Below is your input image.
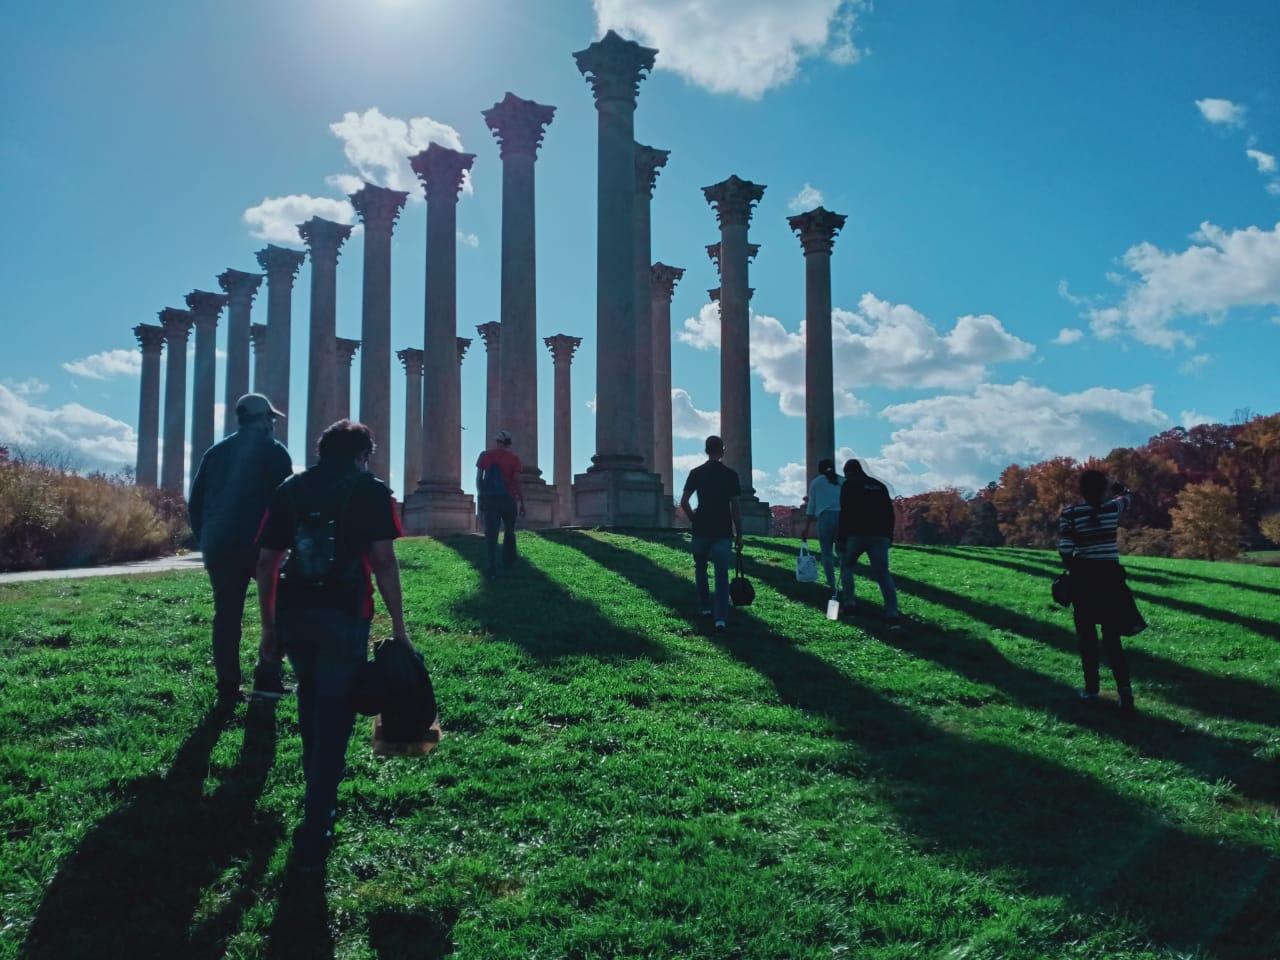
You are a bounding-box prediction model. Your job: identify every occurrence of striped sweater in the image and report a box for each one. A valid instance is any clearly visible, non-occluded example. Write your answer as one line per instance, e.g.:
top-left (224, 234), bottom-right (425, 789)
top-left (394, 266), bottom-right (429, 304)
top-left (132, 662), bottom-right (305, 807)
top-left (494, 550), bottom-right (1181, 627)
top-left (1058, 493), bottom-right (1131, 562)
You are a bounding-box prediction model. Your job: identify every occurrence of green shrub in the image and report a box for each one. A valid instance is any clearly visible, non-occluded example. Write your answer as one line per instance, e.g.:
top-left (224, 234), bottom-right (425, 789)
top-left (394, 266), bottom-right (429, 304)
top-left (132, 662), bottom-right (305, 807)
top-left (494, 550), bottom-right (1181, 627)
top-left (1261, 511), bottom-right (1280, 547)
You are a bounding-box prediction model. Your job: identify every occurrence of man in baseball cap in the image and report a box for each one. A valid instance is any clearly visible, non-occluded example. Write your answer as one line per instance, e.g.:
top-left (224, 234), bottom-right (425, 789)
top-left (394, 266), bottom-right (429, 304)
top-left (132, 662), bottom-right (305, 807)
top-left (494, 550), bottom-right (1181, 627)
top-left (188, 393), bottom-right (293, 705)
top-left (475, 430), bottom-right (525, 576)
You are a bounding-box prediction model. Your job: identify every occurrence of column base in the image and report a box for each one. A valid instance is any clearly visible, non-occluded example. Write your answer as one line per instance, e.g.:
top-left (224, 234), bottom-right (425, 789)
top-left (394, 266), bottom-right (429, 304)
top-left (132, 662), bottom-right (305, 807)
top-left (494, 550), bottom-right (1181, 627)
top-left (572, 466), bottom-right (666, 529)
top-left (518, 478), bottom-right (560, 530)
top-left (402, 484), bottom-right (477, 537)
top-left (739, 497), bottom-right (773, 536)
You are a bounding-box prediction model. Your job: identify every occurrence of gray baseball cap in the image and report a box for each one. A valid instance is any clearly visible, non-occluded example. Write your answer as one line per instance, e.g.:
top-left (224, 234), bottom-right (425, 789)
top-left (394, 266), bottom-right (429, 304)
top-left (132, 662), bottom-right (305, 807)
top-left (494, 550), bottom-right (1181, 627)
top-left (235, 393), bottom-right (285, 419)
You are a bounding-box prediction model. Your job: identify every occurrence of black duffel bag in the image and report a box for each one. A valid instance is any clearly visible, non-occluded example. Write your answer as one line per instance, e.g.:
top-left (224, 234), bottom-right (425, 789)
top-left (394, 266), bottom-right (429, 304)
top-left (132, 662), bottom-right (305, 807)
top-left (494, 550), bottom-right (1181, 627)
top-left (729, 547), bottom-right (755, 607)
top-left (352, 638), bottom-right (439, 744)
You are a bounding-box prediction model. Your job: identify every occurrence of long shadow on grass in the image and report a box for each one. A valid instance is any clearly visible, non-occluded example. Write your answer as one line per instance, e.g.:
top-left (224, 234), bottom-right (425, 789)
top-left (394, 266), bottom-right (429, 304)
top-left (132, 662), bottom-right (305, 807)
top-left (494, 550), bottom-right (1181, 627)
top-left (368, 906), bottom-right (459, 958)
top-left (265, 868), bottom-right (334, 960)
top-left (23, 698), bottom-right (281, 959)
top-left (919, 546), bottom-right (1278, 640)
top-left (750, 539), bottom-right (1277, 726)
top-left (554, 531), bottom-right (1279, 958)
top-left (741, 548), bottom-right (1280, 805)
top-left (434, 535), bottom-right (666, 664)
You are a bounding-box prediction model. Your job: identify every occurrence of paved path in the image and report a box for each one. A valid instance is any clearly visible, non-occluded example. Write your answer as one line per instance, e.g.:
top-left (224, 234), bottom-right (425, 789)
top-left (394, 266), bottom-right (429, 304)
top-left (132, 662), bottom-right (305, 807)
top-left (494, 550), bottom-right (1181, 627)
top-left (0, 553), bottom-right (205, 585)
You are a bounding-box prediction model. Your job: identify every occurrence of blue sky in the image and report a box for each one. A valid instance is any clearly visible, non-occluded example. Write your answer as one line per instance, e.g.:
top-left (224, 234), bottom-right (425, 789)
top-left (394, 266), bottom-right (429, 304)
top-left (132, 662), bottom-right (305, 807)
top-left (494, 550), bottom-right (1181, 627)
top-left (2, 0), bottom-right (1278, 503)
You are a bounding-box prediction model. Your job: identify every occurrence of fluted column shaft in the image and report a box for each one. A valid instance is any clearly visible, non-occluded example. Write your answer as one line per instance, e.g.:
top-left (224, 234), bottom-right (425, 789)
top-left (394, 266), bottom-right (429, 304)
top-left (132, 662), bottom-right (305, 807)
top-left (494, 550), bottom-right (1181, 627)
top-left (218, 270), bottom-right (263, 436)
top-left (454, 338), bottom-right (471, 472)
top-left (650, 264), bottom-right (684, 498)
top-left (300, 217), bottom-right (353, 465)
top-left (255, 245), bottom-right (305, 441)
top-left (186, 291), bottom-right (225, 464)
top-left (634, 147), bottom-right (668, 471)
top-left (159, 309), bottom-right (193, 495)
top-left (398, 349), bottom-right (424, 494)
top-left (133, 325), bottom-right (165, 487)
top-left (476, 322), bottom-right (501, 444)
top-left (335, 338), bottom-right (360, 421)
top-left (545, 335), bottom-right (582, 523)
top-left (250, 323), bottom-right (268, 395)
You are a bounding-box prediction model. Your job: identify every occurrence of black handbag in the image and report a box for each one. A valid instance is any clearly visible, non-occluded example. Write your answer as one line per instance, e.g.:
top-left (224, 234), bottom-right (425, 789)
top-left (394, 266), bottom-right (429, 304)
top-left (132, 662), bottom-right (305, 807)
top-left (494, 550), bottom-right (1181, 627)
top-left (352, 639), bottom-right (438, 743)
top-left (729, 548), bottom-right (755, 607)
top-left (1051, 571), bottom-right (1072, 608)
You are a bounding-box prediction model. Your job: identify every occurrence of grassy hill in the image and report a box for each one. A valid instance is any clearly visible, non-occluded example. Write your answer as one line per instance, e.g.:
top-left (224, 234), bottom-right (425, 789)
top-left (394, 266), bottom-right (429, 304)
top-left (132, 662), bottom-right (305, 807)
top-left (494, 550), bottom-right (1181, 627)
top-left (1, 532), bottom-right (1277, 959)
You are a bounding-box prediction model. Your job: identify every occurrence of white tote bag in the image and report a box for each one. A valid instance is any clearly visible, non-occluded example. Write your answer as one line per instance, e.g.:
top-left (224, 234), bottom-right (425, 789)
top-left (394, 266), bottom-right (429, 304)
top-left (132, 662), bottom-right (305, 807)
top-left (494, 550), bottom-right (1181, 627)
top-left (795, 545), bottom-right (819, 583)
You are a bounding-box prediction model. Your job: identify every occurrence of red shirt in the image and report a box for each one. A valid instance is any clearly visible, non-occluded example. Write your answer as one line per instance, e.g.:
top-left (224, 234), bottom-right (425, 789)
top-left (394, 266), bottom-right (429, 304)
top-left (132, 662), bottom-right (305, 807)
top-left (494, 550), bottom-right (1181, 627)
top-left (476, 448), bottom-right (523, 501)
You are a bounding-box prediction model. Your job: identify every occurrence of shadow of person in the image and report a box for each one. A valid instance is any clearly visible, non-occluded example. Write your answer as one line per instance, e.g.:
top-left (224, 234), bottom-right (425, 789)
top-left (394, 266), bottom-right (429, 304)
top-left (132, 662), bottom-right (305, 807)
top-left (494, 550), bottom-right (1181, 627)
top-left (23, 697), bottom-right (281, 959)
top-left (554, 531), bottom-right (1279, 958)
top-left (368, 906), bottom-right (459, 959)
top-left (265, 866), bottom-right (334, 960)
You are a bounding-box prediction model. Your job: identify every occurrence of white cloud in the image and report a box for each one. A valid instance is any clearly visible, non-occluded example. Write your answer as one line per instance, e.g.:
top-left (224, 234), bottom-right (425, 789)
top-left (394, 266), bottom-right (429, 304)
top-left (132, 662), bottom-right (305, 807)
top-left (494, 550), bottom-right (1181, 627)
top-left (1268, 182), bottom-right (1280, 197)
top-left (1084, 221), bottom-right (1280, 348)
top-left (243, 194), bottom-right (356, 245)
top-left (788, 183), bottom-right (825, 212)
top-left (1052, 327), bottom-right (1084, 345)
top-left (62, 349), bottom-right (141, 380)
top-left (585, 397), bottom-right (598, 414)
top-left (1180, 409), bottom-right (1214, 429)
top-left (0, 384), bottom-right (136, 472)
top-left (457, 231), bottom-right (479, 248)
top-left (1246, 148), bottom-right (1277, 174)
top-left (678, 293), bottom-right (1033, 416)
top-left (670, 388), bottom-right (720, 438)
top-left (1195, 97), bottom-right (1246, 127)
top-left (3, 377), bottom-right (48, 396)
top-left (593, 0), bottom-right (865, 100)
top-left (327, 107), bottom-right (470, 198)
top-left (753, 460), bottom-right (808, 505)
top-left (864, 381), bottom-right (1169, 494)
top-left (1178, 353), bottom-right (1212, 375)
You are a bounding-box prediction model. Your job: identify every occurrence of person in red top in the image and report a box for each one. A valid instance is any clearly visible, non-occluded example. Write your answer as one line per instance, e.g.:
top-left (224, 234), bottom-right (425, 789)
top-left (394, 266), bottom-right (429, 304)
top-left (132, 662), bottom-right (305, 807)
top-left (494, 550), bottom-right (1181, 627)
top-left (254, 420), bottom-right (408, 871)
top-left (475, 429), bottom-right (525, 576)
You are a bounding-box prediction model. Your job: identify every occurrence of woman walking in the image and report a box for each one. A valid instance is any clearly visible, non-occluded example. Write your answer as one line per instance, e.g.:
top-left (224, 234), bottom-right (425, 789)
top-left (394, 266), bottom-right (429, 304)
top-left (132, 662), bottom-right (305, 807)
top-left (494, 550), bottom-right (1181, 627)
top-left (1058, 470), bottom-right (1143, 719)
top-left (799, 459), bottom-right (843, 591)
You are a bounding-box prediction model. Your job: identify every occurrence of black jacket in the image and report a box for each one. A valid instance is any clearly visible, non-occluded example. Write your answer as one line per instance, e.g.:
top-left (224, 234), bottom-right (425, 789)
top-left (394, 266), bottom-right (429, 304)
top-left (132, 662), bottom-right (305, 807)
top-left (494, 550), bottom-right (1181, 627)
top-left (836, 474), bottom-right (895, 541)
top-left (188, 429), bottom-right (293, 563)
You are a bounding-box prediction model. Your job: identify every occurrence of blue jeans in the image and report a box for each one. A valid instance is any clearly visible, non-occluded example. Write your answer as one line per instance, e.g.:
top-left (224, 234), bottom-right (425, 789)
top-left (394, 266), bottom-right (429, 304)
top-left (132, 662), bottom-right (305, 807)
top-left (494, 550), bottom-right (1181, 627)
top-left (482, 494), bottom-right (517, 572)
top-left (841, 536), bottom-right (899, 617)
top-left (691, 535), bottom-right (733, 621)
top-left (279, 607), bottom-right (370, 841)
top-left (814, 510), bottom-right (840, 589)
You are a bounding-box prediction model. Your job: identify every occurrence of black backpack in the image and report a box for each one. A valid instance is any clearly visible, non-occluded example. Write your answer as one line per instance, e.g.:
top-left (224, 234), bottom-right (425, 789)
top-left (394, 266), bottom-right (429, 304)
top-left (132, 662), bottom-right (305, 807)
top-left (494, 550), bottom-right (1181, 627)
top-left (729, 548), bottom-right (755, 607)
top-left (286, 474), bottom-right (360, 585)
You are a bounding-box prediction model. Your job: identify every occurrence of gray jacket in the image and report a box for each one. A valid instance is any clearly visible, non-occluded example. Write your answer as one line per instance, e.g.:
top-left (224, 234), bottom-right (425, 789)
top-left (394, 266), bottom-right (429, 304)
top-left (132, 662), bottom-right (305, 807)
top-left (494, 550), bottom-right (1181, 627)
top-left (188, 429), bottom-right (293, 564)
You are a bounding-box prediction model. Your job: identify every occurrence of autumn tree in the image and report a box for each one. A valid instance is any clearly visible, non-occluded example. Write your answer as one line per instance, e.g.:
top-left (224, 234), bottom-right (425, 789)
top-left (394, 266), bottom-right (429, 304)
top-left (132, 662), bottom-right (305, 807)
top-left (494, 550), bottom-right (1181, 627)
top-left (1170, 481), bottom-right (1241, 560)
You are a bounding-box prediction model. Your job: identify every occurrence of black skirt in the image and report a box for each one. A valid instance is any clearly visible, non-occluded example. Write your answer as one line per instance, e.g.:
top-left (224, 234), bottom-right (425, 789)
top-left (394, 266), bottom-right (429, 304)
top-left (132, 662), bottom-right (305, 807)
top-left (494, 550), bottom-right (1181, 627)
top-left (1071, 560), bottom-right (1147, 636)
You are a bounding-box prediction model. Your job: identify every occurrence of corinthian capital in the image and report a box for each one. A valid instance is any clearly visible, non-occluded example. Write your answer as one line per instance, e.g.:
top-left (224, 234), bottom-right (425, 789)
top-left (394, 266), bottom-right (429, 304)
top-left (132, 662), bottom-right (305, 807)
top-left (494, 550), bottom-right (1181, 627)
top-left (483, 92), bottom-right (556, 160)
top-left (250, 323), bottom-right (268, 351)
top-left (397, 347), bottom-right (424, 377)
top-left (475, 321), bottom-right (501, 351)
top-left (635, 144), bottom-right (669, 197)
top-left (703, 175), bottom-right (766, 227)
top-left (456, 337), bottom-right (472, 364)
top-left (298, 217), bottom-right (353, 262)
top-left (651, 263), bottom-right (685, 301)
top-left (349, 182), bottom-right (409, 234)
top-left (134, 323), bottom-right (166, 354)
top-left (185, 290), bottom-right (227, 328)
top-left (158, 307), bottom-right (194, 342)
top-left (787, 206), bottom-right (847, 255)
top-left (573, 30), bottom-right (657, 105)
top-left (705, 241), bottom-right (759, 274)
top-left (255, 244), bottom-right (306, 282)
top-left (543, 333), bottom-right (583, 365)
top-left (335, 338), bottom-right (361, 366)
top-left (217, 268), bottom-right (264, 306)
top-left (410, 143), bottom-right (475, 204)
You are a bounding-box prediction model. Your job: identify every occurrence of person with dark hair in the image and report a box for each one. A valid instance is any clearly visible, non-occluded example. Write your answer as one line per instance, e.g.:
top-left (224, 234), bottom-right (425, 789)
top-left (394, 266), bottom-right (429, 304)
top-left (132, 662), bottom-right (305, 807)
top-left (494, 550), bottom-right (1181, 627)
top-left (187, 393), bottom-right (294, 705)
top-left (799, 458), bottom-right (843, 590)
top-left (255, 419), bottom-right (408, 870)
top-left (476, 430), bottom-right (525, 576)
top-left (680, 435), bottom-right (743, 629)
top-left (835, 459), bottom-right (900, 628)
top-left (1058, 469), bottom-right (1139, 718)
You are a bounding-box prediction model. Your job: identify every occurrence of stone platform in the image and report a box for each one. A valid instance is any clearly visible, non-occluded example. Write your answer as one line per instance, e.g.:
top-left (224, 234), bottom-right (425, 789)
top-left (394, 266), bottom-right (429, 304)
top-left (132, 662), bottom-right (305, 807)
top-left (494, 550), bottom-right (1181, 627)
top-left (402, 484), bottom-right (476, 536)
top-left (572, 466), bottom-right (667, 528)
top-left (739, 497), bottom-right (772, 536)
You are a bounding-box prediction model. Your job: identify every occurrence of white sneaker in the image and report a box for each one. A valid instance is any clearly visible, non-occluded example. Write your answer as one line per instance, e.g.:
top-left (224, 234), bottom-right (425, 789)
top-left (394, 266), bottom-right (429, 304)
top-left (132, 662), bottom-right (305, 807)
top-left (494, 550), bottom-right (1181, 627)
top-left (714, 619), bottom-right (727, 630)
top-left (699, 608), bottom-right (712, 616)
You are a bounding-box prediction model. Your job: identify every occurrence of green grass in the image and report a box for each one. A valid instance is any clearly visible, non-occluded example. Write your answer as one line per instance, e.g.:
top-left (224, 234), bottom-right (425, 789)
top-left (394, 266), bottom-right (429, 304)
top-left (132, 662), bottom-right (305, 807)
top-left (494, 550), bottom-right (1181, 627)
top-left (1, 533), bottom-right (1277, 959)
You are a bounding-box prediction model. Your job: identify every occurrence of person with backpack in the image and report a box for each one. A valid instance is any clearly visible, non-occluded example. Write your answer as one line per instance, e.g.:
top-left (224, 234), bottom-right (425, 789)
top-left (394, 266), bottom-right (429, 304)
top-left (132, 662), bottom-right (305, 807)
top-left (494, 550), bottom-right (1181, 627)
top-left (798, 458), bottom-right (843, 590)
top-left (254, 420), bottom-right (408, 870)
top-left (835, 459), bottom-right (900, 629)
top-left (679, 435), bottom-right (743, 630)
top-left (187, 393), bottom-right (294, 705)
top-left (475, 430), bottom-right (525, 576)
top-left (1058, 470), bottom-right (1140, 719)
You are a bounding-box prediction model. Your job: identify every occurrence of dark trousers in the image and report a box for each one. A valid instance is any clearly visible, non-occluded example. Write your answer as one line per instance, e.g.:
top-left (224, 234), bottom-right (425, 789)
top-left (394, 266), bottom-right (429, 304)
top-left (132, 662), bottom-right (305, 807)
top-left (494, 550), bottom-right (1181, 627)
top-left (280, 607), bottom-right (370, 841)
top-left (1073, 609), bottom-right (1133, 700)
top-left (483, 494), bottom-right (518, 572)
top-left (206, 554), bottom-right (257, 694)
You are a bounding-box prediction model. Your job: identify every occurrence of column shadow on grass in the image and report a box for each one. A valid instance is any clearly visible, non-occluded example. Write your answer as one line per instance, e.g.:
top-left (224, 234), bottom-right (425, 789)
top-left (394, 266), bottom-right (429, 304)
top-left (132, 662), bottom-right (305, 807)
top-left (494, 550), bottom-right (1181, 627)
top-left (554, 531), bottom-right (1278, 958)
top-left (750, 539), bottom-right (1277, 727)
top-left (368, 905), bottom-right (459, 959)
top-left (740, 546), bottom-right (1280, 806)
top-left (23, 698), bottom-right (281, 959)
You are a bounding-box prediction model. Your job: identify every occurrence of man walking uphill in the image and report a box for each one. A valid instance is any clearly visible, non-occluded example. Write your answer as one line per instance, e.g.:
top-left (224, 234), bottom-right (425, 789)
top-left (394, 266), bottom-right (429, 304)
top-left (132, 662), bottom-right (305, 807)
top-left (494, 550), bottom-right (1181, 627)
top-left (836, 459), bottom-right (900, 628)
top-left (188, 393), bottom-right (293, 704)
top-left (476, 430), bottom-right (525, 576)
top-left (680, 435), bottom-right (743, 630)
top-left (255, 420), bottom-right (408, 871)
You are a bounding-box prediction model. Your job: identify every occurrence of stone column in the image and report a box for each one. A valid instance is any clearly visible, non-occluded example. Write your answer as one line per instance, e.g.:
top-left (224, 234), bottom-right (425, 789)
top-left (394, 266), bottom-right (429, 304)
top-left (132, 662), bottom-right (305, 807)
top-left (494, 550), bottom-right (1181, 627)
top-left (650, 263), bottom-right (684, 501)
top-left (475, 321), bottom-right (502, 445)
top-left (634, 144), bottom-right (668, 472)
top-left (704, 175), bottom-right (770, 532)
top-left (788, 206), bottom-right (847, 483)
top-left (402, 144), bottom-right (476, 535)
top-left (184, 290), bottom-right (227, 464)
top-left (454, 337), bottom-right (471, 485)
top-left (397, 348), bottom-right (425, 496)
top-left (350, 182), bottom-right (408, 483)
top-left (158, 308), bottom-right (193, 495)
top-left (217, 269), bottom-right (263, 436)
top-left (298, 217), bottom-right (353, 465)
top-left (254, 244), bottom-right (305, 444)
top-left (133, 323), bottom-right (165, 487)
top-left (334, 337), bottom-right (361, 421)
top-left (544, 334), bottom-right (582, 525)
top-left (571, 30), bottom-right (666, 527)
top-left (250, 323), bottom-right (268, 394)
top-left (482, 92), bottom-right (558, 528)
